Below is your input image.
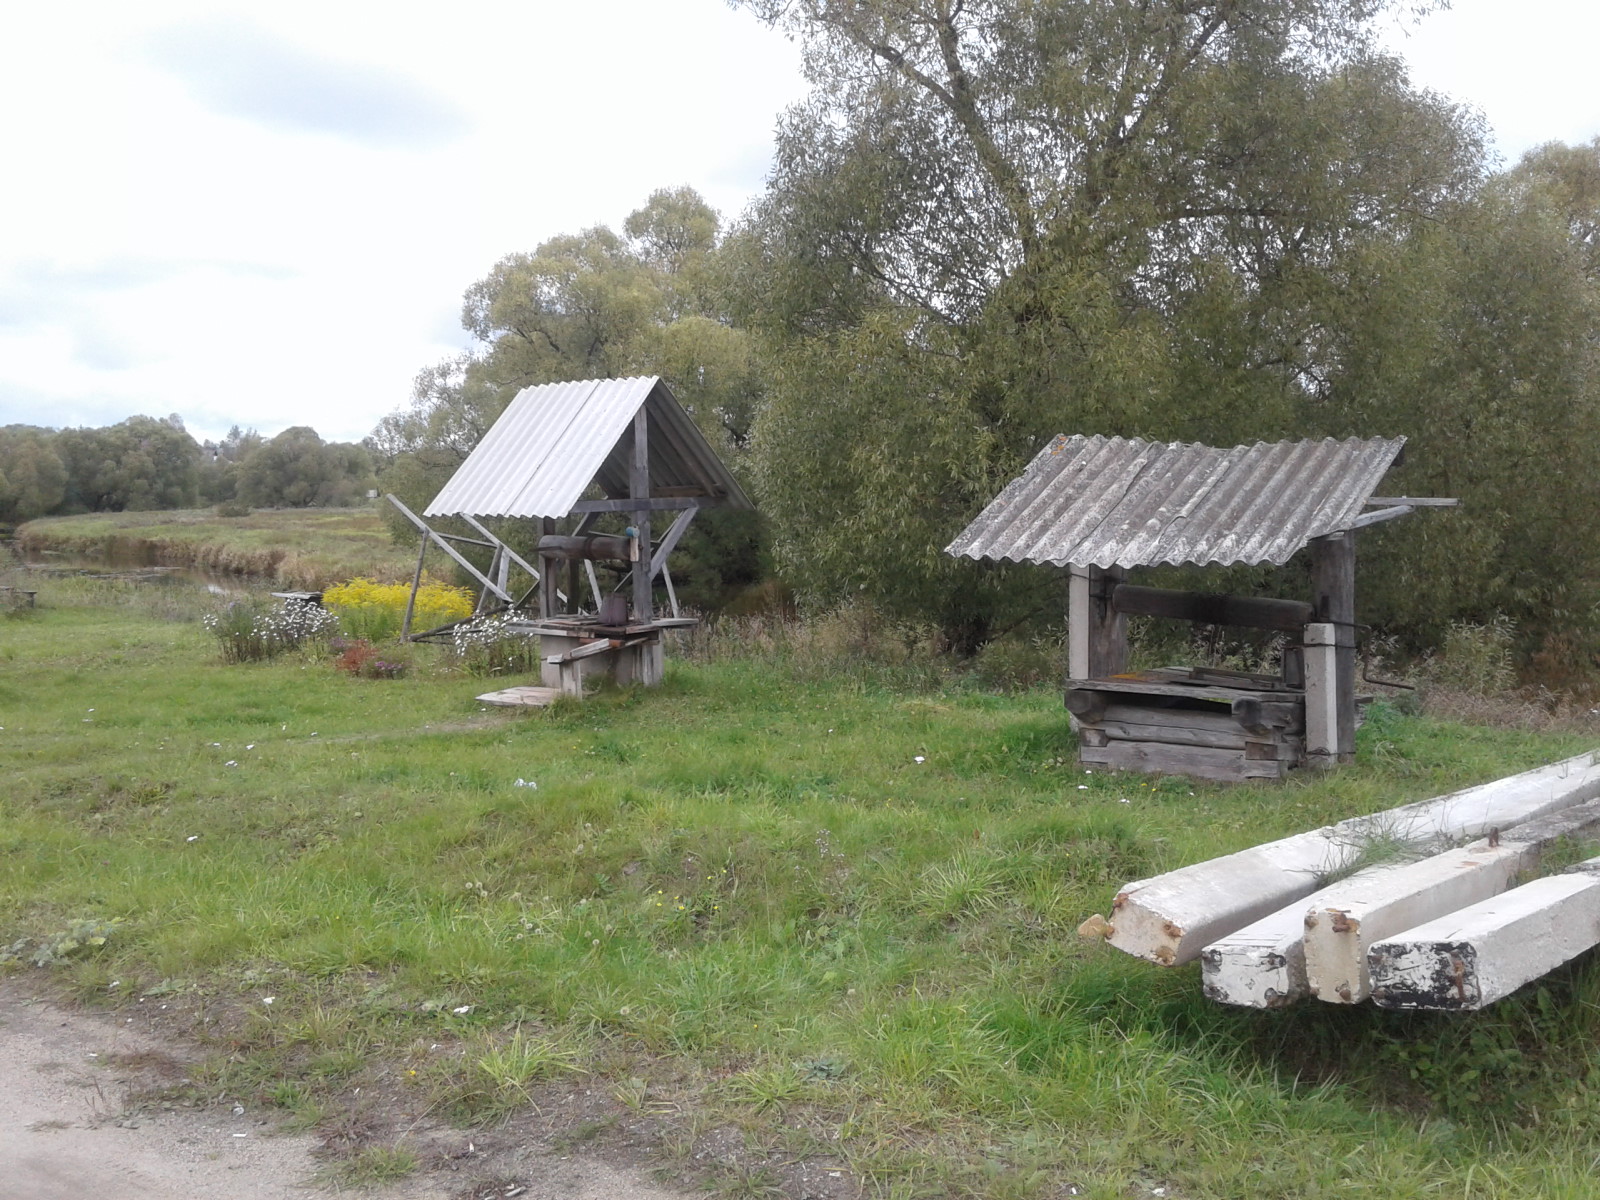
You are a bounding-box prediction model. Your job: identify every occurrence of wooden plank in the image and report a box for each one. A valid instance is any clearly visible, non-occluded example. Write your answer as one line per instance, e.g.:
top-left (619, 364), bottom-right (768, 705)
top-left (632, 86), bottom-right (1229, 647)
top-left (1099, 751), bottom-right (1600, 966)
top-left (476, 686), bottom-right (562, 708)
top-left (567, 497), bottom-right (700, 513)
top-left (400, 528), bottom-right (428, 640)
top-left (1083, 719), bottom-right (1250, 750)
top-left (545, 638), bottom-right (618, 664)
top-left (1078, 741), bottom-right (1286, 782)
top-left (1110, 584), bottom-right (1313, 632)
top-left (1366, 497), bottom-right (1459, 507)
top-left (649, 506), bottom-right (700, 580)
top-left (1369, 858), bottom-right (1600, 1010)
top-left (385, 494), bottom-right (514, 605)
top-left (1066, 678), bottom-right (1293, 704)
top-left (1341, 504), bottom-right (1415, 531)
top-left (1303, 796), bottom-right (1600, 1004)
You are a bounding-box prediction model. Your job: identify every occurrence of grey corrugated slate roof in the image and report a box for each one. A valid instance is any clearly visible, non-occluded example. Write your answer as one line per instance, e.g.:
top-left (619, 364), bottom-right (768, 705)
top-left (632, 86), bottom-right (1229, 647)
top-left (425, 376), bottom-right (752, 519)
top-left (946, 434), bottom-right (1405, 569)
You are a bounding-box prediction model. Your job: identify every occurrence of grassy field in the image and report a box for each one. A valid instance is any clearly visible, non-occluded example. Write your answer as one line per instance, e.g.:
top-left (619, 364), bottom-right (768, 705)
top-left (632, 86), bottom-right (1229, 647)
top-left (6, 573), bottom-right (1600, 1197)
top-left (15, 506), bottom-right (415, 588)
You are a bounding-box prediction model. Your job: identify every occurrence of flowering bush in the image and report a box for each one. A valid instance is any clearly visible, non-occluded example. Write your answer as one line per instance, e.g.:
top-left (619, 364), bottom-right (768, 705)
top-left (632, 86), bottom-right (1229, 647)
top-left (334, 638), bottom-right (410, 679)
top-left (204, 597), bottom-right (339, 663)
top-left (449, 612), bottom-right (540, 677)
top-left (322, 576), bottom-right (474, 642)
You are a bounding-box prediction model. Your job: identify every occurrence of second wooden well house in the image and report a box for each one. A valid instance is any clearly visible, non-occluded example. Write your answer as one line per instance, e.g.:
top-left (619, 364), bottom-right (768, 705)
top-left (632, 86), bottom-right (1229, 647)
top-left (390, 375), bottom-right (752, 696)
top-left (948, 434), bottom-right (1452, 782)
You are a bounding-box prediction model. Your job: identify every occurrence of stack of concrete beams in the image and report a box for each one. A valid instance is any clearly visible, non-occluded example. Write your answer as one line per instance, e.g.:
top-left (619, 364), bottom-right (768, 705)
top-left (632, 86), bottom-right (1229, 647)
top-left (1083, 752), bottom-right (1600, 1010)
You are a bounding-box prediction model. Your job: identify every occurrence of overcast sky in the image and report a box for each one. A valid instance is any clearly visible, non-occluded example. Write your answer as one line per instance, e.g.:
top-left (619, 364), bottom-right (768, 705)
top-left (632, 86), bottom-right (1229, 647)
top-left (1, 1), bottom-right (1596, 447)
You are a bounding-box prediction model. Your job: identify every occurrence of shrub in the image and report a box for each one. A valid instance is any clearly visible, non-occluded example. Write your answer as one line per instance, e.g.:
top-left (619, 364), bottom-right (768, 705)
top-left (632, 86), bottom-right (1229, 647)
top-left (333, 638), bottom-right (410, 680)
top-left (448, 612), bottom-right (540, 677)
top-left (322, 576), bottom-right (474, 642)
top-left (204, 597), bottom-right (338, 663)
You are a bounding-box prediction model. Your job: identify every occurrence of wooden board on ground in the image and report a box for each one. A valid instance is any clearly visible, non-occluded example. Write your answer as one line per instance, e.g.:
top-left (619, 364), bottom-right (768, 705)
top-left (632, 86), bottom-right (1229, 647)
top-left (476, 685), bottom-right (563, 708)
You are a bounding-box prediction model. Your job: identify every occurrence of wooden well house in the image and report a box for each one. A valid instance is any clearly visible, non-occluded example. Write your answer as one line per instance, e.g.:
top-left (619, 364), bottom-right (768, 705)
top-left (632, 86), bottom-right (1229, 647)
top-left (390, 376), bottom-right (751, 698)
top-left (947, 434), bottom-right (1453, 782)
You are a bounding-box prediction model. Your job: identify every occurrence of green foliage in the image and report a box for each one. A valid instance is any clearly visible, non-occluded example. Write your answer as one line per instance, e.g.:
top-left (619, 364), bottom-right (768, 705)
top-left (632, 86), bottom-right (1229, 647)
top-left (2, 917), bottom-right (122, 967)
top-left (729, 0), bottom-right (1600, 668)
top-left (55, 415), bottom-right (202, 512)
top-left (237, 426), bottom-right (375, 508)
top-left (0, 425), bottom-right (68, 524)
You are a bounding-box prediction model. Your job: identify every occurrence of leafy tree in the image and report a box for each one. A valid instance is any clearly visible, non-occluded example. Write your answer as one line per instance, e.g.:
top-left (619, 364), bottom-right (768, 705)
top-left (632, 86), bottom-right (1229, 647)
top-left (237, 426), bottom-right (375, 507)
top-left (0, 425), bottom-right (68, 524)
top-left (55, 416), bottom-right (202, 512)
top-left (198, 425), bottom-right (266, 504)
top-left (729, 0), bottom-right (1500, 650)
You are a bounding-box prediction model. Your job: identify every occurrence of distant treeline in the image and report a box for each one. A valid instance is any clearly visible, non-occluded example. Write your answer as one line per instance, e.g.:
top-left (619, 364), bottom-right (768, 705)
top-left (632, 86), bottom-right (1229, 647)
top-left (0, 418), bottom-right (376, 523)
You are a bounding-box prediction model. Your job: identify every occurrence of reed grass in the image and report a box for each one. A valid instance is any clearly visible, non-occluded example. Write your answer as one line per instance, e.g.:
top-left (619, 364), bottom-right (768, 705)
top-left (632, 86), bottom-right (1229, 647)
top-left (15, 506), bottom-right (413, 588)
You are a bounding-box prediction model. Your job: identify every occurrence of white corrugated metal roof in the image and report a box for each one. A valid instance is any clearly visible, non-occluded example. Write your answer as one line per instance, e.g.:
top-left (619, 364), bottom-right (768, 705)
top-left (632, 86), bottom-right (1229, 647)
top-left (425, 376), bottom-right (751, 519)
top-left (946, 434), bottom-right (1405, 569)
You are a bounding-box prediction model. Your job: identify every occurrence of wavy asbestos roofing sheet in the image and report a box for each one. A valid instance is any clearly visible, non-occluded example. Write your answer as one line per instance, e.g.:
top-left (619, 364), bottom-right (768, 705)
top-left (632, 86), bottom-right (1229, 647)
top-left (425, 376), bottom-right (751, 519)
top-left (946, 434), bottom-right (1406, 570)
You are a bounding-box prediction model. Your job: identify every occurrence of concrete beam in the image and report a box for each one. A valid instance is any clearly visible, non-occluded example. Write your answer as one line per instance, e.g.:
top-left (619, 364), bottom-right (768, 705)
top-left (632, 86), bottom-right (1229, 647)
top-left (1368, 858), bottom-right (1600, 1010)
top-left (1303, 797), bottom-right (1600, 1005)
top-left (1101, 751), bottom-right (1600, 966)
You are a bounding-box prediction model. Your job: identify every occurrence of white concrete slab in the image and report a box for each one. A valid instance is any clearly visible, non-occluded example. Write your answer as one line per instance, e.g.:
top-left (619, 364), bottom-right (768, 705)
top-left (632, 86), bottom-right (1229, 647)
top-left (1104, 750), bottom-right (1600, 966)
top-left (1303, 797), bottom-right (1600, 1004)
top-left (1368, 858), bottom-right (1600, 1010)
top-left (1201, 858), bottom-right (1415, 1008)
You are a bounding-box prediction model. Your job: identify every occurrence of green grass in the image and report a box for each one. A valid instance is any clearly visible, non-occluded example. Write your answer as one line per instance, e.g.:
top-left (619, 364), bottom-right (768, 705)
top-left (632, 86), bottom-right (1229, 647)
top-left (6, 575), bottom-right (1600, 1197)
top-left (15, 506), bottom-right (413, 587)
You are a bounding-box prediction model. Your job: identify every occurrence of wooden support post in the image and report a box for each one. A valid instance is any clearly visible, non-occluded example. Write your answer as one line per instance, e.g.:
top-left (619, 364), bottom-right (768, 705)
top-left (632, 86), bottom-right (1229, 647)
top-left (401, 528), bottom-right (428, 641)
top-left (630, 407), bottom-right (654, 623)
top-left (1067, 565), bottom-right (1128, 681)
top-left (539, 517), bottom-right (557, 621)
top-left (1309, 533), bottom-right (1356, 764)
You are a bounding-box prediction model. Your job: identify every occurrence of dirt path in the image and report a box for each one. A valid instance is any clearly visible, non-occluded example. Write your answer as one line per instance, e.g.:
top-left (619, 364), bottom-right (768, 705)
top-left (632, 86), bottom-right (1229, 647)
top-left (0, 982), bottom-right (689, 1200)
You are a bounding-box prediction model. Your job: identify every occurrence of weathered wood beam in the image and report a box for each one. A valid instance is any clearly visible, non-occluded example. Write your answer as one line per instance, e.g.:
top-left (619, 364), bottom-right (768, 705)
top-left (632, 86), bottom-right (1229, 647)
top-left (385, 494), bottom-right (513, 605)
top-left (536, 534), bottom-right (635, 562)
top-left (1365, 497), bottom-right (1459, 507)
top-left (1341, 504), bottom-right (1414, 531)
top-left (400, 527), bottom-right (428, 641)
top-left (460, 515), bottom-right (543, 583)
top-left (1098, 750), bottom-right (1600, 966)
top-left (567, 497), bottom-right (700, 513)
top-left (1303, 796), bottom-right (1600, 1005)
top-left (630, 408), bottom-right (653, 623)
top-left (1110, 585), bottom-right (1313, 632)
top-left (648, 505), bottom-right (699, 580)
top-left (1369, 857), bottom-right (1600, 1011)
top-left (1067, 565), bottom-right (1126, 681)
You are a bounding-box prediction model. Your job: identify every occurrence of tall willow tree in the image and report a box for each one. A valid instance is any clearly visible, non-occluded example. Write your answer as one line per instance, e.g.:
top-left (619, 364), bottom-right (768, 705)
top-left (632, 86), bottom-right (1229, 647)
top-left (729, 0), bottom-right (1489, 650)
